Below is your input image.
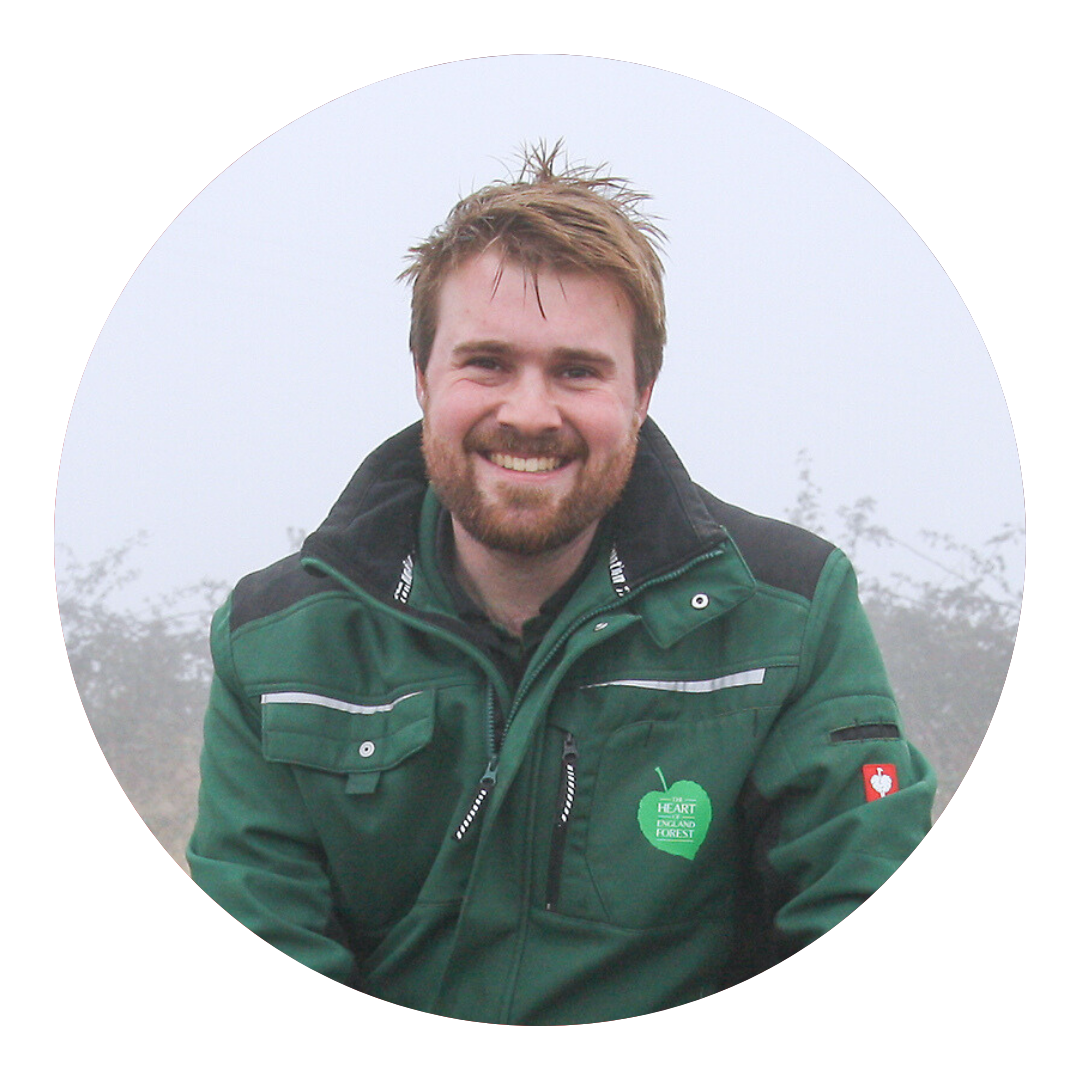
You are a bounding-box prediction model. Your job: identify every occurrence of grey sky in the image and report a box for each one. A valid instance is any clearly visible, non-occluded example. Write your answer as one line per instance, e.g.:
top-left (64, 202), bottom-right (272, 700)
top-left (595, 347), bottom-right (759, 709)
top-left (55, 55), bottom-right (1023, 604)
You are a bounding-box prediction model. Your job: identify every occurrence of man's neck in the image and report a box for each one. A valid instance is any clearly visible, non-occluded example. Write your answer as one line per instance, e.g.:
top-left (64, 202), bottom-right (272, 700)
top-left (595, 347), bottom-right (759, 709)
top-left (450, 519), bottom-right (599, 638)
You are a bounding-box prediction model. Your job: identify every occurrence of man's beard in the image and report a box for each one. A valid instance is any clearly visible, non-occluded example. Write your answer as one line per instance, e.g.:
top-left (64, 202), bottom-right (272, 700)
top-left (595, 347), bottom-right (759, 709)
top-left (421, 421), bottom-right (640, 557)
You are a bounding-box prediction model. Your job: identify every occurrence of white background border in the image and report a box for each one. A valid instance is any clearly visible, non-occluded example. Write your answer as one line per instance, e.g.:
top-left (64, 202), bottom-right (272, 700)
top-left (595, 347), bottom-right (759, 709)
top-left (6, 3), bottom-right (1073, 1074)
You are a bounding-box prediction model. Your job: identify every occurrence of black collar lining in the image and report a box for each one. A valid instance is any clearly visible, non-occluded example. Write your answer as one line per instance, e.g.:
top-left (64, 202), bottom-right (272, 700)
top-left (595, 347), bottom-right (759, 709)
top-left (301, 418), bottom-right (727, 604)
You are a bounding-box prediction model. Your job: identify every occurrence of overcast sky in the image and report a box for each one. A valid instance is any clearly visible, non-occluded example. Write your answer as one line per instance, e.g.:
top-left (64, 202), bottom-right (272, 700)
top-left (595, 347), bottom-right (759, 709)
top-left (55, 55), bottom-right (1024, 605)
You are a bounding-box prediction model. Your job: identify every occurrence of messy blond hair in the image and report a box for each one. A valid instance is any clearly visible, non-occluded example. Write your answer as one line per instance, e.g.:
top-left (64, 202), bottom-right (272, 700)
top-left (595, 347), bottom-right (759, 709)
top-left (400, 141), bottom-right (666, 390)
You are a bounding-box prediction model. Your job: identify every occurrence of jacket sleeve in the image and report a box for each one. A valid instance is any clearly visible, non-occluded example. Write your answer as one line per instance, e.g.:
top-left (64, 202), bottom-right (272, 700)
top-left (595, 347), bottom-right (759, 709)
top-left (733, 548), bottom-right (935, 976)
top-left (186, 599), bottom-right (358, 985)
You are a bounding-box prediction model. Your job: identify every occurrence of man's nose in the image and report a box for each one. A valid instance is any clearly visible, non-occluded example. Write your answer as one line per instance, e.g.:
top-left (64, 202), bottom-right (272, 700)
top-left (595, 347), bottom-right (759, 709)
top-left (495, 370), bottom-right (562, 433)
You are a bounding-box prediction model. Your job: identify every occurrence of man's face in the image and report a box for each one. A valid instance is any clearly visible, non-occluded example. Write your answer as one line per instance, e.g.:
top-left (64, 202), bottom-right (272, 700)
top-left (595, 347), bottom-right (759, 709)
top-left (417, 249), bottom-right (652, 557)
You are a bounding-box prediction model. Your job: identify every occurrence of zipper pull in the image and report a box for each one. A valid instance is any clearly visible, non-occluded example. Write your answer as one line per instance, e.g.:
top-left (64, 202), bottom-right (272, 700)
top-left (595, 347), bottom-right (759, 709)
top-left (545, 732), bottom-right (578, 910)
top-left (555, 733), bottom-right (578, 826)
top-left (454, 759), bottom-right (498, 842)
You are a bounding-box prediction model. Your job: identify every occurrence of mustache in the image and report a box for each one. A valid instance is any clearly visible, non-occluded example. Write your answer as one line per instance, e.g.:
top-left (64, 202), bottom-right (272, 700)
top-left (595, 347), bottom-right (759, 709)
top-left (463, 426), bottom-right (587, 459)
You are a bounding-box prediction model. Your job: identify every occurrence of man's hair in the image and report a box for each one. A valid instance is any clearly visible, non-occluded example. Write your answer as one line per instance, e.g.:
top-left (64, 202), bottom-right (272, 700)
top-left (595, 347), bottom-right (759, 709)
top-left (400, 141), bottom-right (667, 390)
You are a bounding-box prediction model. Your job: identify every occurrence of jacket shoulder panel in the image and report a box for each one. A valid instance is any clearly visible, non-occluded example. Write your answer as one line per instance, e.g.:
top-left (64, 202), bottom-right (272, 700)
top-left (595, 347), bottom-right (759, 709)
top-left (229, 553), bottom-right (342, 632)
top-left (695, 487), bottom-right (836, 602)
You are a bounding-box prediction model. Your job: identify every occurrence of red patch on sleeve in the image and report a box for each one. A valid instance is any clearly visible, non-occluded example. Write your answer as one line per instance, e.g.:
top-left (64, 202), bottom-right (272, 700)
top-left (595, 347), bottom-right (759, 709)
top-left (862, 763), bottom-right (899, 801)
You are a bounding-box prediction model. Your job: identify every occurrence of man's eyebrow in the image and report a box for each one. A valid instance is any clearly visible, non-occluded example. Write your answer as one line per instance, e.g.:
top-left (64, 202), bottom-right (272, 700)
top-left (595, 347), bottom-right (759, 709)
top-left (452, 340), bottom-right (514, 356)
top-left (550, 347), bottom-right (616, 368)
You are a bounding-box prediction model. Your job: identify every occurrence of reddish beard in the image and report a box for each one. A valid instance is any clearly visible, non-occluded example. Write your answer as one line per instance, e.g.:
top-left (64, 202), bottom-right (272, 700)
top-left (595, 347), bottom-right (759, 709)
top-left (421, 421), bottom-right (640, 556)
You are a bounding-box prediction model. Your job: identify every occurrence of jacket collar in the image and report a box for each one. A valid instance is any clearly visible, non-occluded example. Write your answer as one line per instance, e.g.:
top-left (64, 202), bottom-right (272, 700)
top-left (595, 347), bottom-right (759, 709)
top-left (302, 422), bottom-right (429, 601)
top-left (301, 418), bottom-right (747, 614)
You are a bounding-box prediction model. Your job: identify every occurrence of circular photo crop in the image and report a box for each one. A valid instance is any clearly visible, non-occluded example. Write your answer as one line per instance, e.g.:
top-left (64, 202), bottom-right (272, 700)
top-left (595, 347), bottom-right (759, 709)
top-left (55, 55), bottom-right (1023, 1025)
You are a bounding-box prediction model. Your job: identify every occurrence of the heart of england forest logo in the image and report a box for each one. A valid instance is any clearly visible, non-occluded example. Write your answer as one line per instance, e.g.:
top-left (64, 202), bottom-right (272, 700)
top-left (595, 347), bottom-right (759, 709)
top-left (637, 767), bottom-right (713, 860)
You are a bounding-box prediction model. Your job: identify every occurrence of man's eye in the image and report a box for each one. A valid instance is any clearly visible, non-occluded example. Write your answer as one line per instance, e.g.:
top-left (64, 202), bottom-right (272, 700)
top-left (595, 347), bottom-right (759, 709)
top-left (563, 366), bottom-right (597, 380)
top-left (467, 356), bottom-right (502, 371)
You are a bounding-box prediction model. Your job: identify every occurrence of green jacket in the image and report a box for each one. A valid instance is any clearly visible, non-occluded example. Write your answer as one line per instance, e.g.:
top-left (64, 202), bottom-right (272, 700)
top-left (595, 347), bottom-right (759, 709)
top-left (188, 420), bottom-right (934, 1024)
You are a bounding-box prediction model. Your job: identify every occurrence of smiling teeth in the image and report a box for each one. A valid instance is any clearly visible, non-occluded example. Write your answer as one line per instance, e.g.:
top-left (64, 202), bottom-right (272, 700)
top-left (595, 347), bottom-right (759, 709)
top-left (490, 453), bottom-right (562, 473)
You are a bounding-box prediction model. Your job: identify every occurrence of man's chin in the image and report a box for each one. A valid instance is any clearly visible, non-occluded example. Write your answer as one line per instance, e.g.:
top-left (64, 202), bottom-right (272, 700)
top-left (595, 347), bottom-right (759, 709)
top-left (457, 503), bottom-right (592, 557)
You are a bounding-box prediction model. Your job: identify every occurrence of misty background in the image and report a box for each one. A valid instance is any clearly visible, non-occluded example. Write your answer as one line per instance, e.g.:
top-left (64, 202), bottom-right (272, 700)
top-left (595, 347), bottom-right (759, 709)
top-left (53, 57), bottom-right (1023, 864)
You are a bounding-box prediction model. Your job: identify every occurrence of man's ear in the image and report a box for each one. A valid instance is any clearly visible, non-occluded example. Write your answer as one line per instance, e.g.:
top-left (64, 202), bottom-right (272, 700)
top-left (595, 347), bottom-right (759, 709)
top-left (635, 382), bottom-right (655, 427)
top-left (414, 362), bottom-right (427, 411)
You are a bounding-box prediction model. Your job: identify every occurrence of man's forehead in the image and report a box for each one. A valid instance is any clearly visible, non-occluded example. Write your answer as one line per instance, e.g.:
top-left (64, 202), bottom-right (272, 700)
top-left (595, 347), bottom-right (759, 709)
top-left (438, 249), bottom-right (630, 315)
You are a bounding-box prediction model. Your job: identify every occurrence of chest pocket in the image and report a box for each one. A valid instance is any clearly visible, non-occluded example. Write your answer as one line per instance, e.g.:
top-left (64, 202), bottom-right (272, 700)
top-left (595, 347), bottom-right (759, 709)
top-left (556, 665), bottom-right (796, 929)
top-left (260, 688), bottom-right (435, 794)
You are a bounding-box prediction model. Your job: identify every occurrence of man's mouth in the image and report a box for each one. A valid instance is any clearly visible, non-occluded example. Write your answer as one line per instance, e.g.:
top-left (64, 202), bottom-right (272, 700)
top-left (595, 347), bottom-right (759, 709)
top-left (487, 453), bottom-right (566, 474)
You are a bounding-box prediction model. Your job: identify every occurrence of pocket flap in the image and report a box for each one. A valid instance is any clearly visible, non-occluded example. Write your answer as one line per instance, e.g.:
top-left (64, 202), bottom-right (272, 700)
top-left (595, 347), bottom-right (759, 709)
top-left (260, 689), bottom-right (434, 774)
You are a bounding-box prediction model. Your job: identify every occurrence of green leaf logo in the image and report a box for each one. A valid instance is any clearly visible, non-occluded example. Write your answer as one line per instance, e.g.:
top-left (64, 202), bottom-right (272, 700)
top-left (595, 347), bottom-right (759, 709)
top-left (637, 768), bottom-right (712, 861)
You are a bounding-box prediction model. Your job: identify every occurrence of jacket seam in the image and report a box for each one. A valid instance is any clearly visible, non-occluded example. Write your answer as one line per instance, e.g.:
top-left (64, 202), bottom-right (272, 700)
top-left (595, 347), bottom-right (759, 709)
top-left (790, 547), bottom-right (849, 702)
top-left (532, 906), bottom-right (728, 934)
top-left (210, 602), bottom-right (260, 728)
top-left (252, 676), bottom-right (477, 701)
top-left (750, 580), bottom-right (815, 610)
top-left (230, 588), bottom-right (357, 642)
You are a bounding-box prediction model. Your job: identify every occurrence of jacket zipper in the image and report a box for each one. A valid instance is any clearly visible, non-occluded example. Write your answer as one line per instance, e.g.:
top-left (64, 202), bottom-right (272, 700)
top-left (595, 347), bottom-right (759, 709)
top-left (461, 552), bottom-right (721, 856)
top-left (454, 686), bottom-right (504, 842)
top-left (544, 731), bottom-right (578, 911)
top-left (454, 759), bottom-right (498, 841)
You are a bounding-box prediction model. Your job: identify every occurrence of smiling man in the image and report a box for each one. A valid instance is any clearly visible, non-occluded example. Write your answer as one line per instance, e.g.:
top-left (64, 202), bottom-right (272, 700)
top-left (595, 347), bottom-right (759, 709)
top-left (419, 249), bottom-right (650, 637)
top-left (188, 145), bottom-right (935, 1024)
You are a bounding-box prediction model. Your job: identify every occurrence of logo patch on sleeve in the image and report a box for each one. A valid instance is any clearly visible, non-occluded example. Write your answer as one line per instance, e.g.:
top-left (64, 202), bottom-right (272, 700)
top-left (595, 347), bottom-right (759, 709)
top-left (862, 763), bottom-right (899, 801)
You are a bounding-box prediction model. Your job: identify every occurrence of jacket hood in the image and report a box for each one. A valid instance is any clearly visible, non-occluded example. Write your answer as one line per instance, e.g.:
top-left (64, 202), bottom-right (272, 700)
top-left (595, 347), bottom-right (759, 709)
top-left (301, 417), bottom-right (730, 604)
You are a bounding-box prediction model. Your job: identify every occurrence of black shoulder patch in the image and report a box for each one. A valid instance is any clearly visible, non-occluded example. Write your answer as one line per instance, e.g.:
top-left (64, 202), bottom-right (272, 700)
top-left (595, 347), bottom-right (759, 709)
top-left (229, 553), bottom-right (342, 632)
top-left (694, 487), bottom-right (835, 601)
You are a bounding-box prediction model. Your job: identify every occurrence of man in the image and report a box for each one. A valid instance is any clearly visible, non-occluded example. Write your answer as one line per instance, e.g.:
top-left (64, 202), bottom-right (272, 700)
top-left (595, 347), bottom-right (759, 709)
top-left (188, 146), bottom-right (935, 1024)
